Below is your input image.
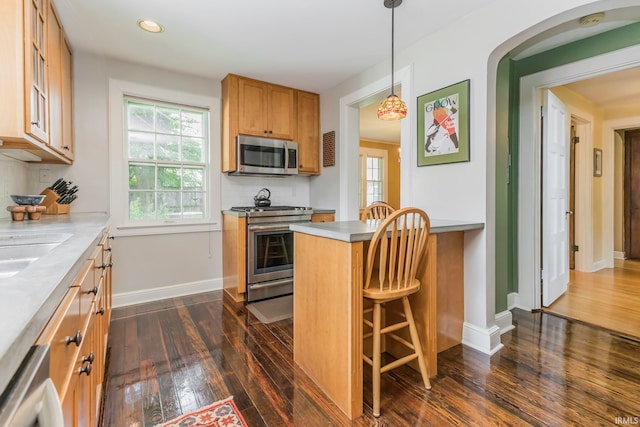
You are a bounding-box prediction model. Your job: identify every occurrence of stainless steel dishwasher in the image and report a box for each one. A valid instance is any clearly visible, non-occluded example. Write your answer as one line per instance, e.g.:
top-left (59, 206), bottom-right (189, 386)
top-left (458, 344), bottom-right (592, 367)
top-left (0, 345), bottom-right (64, 427)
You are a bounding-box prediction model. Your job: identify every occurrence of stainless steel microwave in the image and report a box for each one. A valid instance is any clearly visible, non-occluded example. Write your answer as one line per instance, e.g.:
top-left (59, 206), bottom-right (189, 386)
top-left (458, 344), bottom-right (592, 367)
top-left (233, 135), bottom-right (298, 176)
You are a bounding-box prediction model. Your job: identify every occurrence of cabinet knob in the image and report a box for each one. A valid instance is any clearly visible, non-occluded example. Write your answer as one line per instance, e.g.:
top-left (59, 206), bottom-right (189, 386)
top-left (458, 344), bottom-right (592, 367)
top-left (109, 236), bottom-right (115, 240)
top-left (66, 330), bottom-right (82, 347)
top-left (63, 145), bottom-right (70, 150)
top-left (264, 130), bottom-right (268, 134)
top-left (98, 263), bottom-right (113, 270)
top-left (96, 307), bottom-right (105, 316)
top-left (104, 248), bottom-right (112, 252)
top-left (88, 286), bottom-right (98, 295)
top-left (31, 121), bottom-right (39, 126)
top-left (80, 362), bottom-right (92, 376)
top-left (82, 352), bottom-right (95, 364)
top-left (268, 130), bottom-right (273, 134)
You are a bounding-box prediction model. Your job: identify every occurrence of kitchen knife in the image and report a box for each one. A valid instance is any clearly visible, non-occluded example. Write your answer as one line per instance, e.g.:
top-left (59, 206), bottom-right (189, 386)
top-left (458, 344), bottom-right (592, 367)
top-left (49, 178), bottom-right (64, 191)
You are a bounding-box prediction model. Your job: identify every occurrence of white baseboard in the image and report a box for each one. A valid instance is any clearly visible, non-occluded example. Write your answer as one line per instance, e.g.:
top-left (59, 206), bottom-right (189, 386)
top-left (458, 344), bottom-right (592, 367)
top-left (112, 278), bottom-right (223, 308)
top-left (495, 310), bottom-right (515, 335)
top-left (507, 292), bottom-right (518, 310)
top-left (592, 260), bottom-right (607, 272)
top-left (462, 322), bottom-right (503, 355)
top-left (614, 251), bottom-right (625, 260)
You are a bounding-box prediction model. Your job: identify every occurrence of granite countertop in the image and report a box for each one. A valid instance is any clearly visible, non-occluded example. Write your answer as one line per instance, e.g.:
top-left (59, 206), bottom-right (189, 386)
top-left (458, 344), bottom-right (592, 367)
top-left (290, 219), bottom-right (484, 243)
top-left (0, 213), bottom-right (110, 395)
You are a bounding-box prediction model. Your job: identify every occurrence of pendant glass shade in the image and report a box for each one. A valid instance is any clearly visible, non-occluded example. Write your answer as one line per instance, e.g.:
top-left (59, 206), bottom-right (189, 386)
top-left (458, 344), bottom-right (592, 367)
top-left (377, 94), bottom-right (407, 120)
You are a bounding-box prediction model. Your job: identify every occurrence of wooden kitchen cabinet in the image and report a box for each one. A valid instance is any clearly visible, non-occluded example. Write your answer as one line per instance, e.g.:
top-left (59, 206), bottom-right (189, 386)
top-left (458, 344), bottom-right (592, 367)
top-left (296, 90), bottom-right (320, 175)
top-left (47, 1), bottom-right (74, 160)
top-left (311, 213), bottom-right (334, 223)
top-left (0, 0), bottom-right (73, 163)
top-left (36, 228), bottom-right (113, 427)
top-left (221, 74), bottom-right (320, 174)
top-left (222, 214), bottom-right (247, 303)
top-left (238, 77), bottom-right (295, 139)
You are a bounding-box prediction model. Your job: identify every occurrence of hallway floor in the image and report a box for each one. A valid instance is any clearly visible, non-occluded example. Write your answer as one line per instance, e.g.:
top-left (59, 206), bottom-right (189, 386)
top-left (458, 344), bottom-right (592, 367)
top-left (544, 259), bottom-right (640, 340)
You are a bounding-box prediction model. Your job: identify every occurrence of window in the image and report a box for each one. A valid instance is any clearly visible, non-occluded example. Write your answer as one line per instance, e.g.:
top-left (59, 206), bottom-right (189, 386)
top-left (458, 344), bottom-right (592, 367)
top-left (109, 79), bottom-right (221, 235)
top-left (125, 98), bottom-right (208, 221)
top-left (359, 147), bottom-right (388, 210)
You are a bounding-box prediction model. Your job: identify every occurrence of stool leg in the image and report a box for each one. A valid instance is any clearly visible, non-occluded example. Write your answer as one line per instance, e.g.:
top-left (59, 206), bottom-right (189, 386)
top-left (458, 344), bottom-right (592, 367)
top-left (372, 302), bottom-right (382, 417)
top-left (402, 296), bottom-right (431, 389)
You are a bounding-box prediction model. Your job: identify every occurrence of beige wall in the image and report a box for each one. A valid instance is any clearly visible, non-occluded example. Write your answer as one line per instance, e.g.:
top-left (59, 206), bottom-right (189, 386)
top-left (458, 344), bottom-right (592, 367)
top-left (359, 139), bottom-right (400, 209)
top-left (0, 154), bottom-right (29, 220)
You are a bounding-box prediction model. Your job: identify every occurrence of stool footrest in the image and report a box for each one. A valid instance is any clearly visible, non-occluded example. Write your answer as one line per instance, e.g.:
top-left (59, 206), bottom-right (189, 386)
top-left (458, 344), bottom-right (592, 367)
top-left (381, 320), bottom-right (409, 335)
top-left (381, 353), bottom-right (418, 374)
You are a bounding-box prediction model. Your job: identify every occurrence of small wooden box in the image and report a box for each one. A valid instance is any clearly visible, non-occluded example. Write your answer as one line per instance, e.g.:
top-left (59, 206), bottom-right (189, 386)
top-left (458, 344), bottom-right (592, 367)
top-left (40, 188), bottom-right (71, 215)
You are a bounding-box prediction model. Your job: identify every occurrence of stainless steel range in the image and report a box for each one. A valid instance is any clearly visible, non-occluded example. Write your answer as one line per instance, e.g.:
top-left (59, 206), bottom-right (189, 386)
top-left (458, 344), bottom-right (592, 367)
top-left (231, 206), bottom-right (313, 302)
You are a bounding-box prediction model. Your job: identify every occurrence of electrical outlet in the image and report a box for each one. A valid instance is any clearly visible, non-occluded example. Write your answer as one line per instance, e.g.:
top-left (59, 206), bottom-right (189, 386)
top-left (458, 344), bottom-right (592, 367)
top-left (39, 169), bottom-right (50, 183)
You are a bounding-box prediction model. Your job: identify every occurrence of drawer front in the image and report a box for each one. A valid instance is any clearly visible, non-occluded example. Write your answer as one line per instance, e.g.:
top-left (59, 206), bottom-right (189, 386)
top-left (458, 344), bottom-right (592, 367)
top-left (76, 259), bottom-right (96, 322)
top-left (43, 286), bottom-right (82, 398)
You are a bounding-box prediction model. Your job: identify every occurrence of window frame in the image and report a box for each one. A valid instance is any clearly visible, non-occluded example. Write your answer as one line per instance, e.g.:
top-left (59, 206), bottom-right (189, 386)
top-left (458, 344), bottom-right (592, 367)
top-left (109, 79), bottom-right (221, 236)
top-left (359, 147), bottom-right (389, 210)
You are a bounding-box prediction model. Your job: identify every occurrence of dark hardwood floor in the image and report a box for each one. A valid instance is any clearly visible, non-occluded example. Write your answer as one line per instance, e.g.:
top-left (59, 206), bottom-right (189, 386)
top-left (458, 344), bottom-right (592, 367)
top-left (101, 291), bottom-right (640, 426)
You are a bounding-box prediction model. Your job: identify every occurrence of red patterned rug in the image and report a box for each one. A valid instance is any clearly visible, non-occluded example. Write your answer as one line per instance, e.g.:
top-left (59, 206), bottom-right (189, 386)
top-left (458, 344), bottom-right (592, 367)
top-left (155, 396), bottom-right (248, 427)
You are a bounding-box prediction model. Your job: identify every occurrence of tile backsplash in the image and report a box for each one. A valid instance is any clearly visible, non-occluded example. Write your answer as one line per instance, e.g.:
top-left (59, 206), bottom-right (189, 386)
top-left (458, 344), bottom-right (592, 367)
top-left (0, 154), bottom-right (29, 220)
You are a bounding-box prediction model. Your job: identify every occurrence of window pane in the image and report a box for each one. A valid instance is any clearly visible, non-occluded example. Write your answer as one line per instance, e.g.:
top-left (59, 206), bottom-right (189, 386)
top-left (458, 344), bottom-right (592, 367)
top-left (129, 192), bottom-right (155, 220)
top-left (182, 137), bottom-right (203, 162)
top-left (128, 131), bottom-right (155, 160)
top-left (157, 192), bottom-right (181, 219)
top-left (156, 134), bottom-right (180, 161)
top-left (129, 164), bottom-right (155, 190)
top-left (183, 167), bottom-right (204, 190)
top-left (157, 166), bottom-right (181, 190)
top-left (182, 111), bottom-right (204, 137)
top-left (183, 192), bottom-right (205, 218)
top-left (128, 103), bottom-right (154, 132)
top-left (156, 107), bottom-right (180, 135)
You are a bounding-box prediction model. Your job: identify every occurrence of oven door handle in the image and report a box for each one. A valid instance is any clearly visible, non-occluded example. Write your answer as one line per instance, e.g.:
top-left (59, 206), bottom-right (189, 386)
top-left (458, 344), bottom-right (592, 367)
top-left (248, 224), bottom-right (292, 232)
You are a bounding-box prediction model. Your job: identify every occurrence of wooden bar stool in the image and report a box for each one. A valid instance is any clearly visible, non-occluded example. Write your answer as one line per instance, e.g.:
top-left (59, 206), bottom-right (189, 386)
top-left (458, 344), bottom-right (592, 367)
top-left (362, 207), bottom-right (431, 417)
top-left (360, 201), bottom-right (395, 220)
top-left (263, 235), bottom-right (290, 268)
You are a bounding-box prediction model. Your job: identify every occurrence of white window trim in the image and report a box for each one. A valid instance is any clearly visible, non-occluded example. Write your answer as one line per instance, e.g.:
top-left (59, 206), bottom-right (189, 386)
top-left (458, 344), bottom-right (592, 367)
top-left (108, 78), bottom-right (221, 236)
top-left (359, 147), bottom-right (388, 209)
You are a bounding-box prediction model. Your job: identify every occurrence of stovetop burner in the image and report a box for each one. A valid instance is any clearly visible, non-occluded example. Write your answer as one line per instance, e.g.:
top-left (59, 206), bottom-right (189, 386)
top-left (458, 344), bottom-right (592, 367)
top-left (231, 205), bottom-right (311, 213)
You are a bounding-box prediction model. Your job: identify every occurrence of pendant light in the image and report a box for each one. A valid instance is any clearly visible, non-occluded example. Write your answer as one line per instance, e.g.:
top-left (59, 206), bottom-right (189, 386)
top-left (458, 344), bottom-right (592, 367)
top-left (377, 0), bottom-right (407, 121)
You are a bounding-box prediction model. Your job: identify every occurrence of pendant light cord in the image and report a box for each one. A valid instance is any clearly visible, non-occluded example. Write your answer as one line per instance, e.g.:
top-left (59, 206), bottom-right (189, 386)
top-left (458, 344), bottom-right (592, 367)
top-left (390, 2), bottom-right (395, 96)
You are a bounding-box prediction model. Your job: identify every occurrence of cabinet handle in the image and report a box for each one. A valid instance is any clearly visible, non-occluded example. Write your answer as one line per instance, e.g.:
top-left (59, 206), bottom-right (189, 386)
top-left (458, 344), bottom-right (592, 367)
top-left (104, 248), bottom-right (112, 252)
top-left (82, 352), bottom-right (95, 364)
top-left (96, 307), bottom-right (105, 316)
top-left (87, 287), bottom-right (98, 295)
top-left (62, 145), bottom-right (70, 150)
top-left (31, 121), bottom-right (39, 126)
top-left (98, 263), bottom-right (113, 270)
top-left (66, 330), bottom-right (82, 347)
top-left (80, 362), bottom-right (92, 376)
top-left (109, 236), bottom-right (115, 240)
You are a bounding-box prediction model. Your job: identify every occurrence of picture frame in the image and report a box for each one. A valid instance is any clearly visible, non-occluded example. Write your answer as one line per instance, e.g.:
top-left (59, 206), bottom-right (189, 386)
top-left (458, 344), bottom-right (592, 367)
top-left (417, 79), bottom-right (470, 167)
top-left (594, 148), bottom-right (602, 177)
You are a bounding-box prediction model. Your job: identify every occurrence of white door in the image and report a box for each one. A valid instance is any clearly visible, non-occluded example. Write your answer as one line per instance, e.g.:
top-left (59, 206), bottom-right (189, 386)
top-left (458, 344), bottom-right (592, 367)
top-left (542, 90), bottom-right (570, 306)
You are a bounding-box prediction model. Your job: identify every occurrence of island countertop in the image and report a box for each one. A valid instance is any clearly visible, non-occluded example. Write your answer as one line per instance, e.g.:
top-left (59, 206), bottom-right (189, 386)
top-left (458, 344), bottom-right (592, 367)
top-left (290, 218), bottom-right (484, 242)
top-left (0, 213), bottom-right (110, 395)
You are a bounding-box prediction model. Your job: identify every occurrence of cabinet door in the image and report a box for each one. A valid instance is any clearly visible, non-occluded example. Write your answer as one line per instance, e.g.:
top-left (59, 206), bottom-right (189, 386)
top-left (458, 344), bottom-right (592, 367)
top-left (25, 0), bottom-right (49, 143)
top-left (61, 35), bottom-right (74, 160)
top-left (238, 78), bottom-right (268, 136)
top-left (268, 85), bottom-right (295, 139)
top-left (47, 1), bottom-right (63, 153)
top-left (296, 91), bottom-right (320, 174)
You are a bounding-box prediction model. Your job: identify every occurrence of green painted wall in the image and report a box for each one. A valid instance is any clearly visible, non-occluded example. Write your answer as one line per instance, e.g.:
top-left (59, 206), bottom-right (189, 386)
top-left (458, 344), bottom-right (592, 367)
top-left (495, 22), bottom-right (640, 312)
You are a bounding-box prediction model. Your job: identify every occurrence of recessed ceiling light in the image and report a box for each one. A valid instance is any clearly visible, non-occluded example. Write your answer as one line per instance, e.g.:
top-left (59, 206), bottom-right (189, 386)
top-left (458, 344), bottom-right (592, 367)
top-left (579, 12), bottom-right (605, 27)
top-left (138, 19), bottom-right (164, 33)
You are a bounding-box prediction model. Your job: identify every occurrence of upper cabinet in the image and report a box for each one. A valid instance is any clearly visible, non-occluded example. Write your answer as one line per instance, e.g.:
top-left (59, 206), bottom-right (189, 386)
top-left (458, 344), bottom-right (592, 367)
top-left (222, 74), bottom-right (320, 174)
top-left (237, 77), bottom-right (295, 139)
top-left (0, 0), bottom-right (74, 164)
top-left (296, 90), bottom-right (320, 175)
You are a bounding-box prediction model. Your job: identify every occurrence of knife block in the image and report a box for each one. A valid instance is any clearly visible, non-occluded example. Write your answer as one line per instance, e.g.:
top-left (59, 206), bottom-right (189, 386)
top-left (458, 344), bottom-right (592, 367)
top-left (40, 189), bottom-right (71, 215)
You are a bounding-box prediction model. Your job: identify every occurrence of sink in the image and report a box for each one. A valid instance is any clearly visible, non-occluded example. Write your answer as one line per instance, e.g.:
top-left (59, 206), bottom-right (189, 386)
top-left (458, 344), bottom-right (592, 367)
top-left (0, 233), bottom-right (71, 278)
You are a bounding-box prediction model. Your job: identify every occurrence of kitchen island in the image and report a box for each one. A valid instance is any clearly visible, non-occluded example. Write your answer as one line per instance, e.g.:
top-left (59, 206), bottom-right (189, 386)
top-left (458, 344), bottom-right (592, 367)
top-left (290, 218), bottom-right (484, 419)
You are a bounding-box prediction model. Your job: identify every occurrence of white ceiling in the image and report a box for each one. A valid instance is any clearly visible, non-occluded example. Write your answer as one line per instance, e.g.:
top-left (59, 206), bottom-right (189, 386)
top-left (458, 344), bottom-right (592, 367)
top-left (53, 0), bottom-right (494, 94)
top-left (53, 1), bottom-right (640, 141)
